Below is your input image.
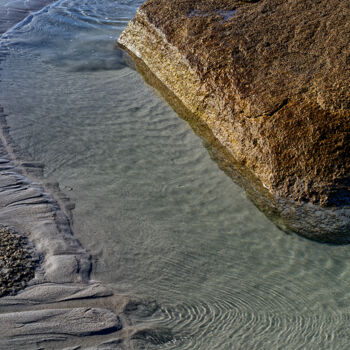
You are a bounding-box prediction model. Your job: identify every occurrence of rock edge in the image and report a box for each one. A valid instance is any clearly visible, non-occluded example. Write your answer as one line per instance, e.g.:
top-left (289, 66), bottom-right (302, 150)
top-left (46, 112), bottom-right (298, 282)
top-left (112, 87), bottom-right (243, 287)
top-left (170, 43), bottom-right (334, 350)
top-left (118, 0), bottom-right (350, 242)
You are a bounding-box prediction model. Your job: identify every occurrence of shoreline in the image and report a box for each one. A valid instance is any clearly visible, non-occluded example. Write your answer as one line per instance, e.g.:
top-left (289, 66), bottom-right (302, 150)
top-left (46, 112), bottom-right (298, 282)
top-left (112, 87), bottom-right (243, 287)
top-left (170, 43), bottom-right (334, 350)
top-left (118, 43), bottom-right (350, 244)
top-left (0, 103), bottom-right (128, 349)
top-left (0, 4), bottom-right (171, 348)
top-left (117, 4), bottom-right (350, 243)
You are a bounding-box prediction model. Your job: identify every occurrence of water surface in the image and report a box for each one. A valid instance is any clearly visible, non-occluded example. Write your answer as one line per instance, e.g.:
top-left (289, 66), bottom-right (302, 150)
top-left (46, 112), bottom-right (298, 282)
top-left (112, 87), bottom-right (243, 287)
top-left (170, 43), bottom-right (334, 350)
top-left (1, 1), bottom-right (350, 349)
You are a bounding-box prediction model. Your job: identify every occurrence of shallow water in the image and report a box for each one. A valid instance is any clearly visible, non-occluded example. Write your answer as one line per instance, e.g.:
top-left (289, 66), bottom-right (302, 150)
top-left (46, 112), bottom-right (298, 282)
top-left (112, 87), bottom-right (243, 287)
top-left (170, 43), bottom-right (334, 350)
top-left (1, 0), bottom-right (350, 349)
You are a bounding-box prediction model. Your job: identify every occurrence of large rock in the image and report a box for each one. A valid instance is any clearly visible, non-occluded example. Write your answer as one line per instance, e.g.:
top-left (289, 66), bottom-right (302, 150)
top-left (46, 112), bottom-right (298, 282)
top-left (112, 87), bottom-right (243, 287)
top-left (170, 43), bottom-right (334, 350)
top-left (118, 0), bottom-right (350, 242)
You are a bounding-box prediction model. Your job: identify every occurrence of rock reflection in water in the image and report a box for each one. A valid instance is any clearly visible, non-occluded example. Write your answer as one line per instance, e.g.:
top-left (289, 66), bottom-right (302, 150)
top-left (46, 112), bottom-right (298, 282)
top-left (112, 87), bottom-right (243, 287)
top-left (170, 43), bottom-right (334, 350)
top-left (2, 0), bottom-right (350, 348)
top-left (121, 48), bottom-right (350, 244)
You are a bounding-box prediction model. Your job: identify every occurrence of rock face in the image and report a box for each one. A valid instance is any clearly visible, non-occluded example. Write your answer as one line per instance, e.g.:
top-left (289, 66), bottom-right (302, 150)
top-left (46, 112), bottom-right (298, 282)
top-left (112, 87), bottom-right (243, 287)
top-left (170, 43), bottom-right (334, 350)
top-left (118, 0), bottom-right (350, 242)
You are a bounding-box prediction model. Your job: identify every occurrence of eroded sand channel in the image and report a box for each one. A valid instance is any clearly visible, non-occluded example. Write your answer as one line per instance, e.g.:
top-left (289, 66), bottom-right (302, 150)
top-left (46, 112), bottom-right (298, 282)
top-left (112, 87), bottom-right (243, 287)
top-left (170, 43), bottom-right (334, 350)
top-left (1, 0), bottom-right (350, 349)
top-left (0, 1), bottom-right (155, 349)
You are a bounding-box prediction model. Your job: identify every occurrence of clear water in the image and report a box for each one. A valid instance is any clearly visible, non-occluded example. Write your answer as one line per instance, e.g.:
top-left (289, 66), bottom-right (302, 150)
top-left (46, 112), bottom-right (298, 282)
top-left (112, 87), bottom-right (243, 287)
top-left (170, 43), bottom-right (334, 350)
top-left (1, 1), bottom-right (350, 349)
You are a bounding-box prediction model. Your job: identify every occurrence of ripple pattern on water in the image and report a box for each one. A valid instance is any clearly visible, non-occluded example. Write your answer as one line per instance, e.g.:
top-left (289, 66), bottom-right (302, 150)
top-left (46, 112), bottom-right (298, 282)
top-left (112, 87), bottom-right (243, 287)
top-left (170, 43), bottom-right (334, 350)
top-left (147, 299), bottom-right (350, 350)
top-left (2, 1), bottom-right (350, 349)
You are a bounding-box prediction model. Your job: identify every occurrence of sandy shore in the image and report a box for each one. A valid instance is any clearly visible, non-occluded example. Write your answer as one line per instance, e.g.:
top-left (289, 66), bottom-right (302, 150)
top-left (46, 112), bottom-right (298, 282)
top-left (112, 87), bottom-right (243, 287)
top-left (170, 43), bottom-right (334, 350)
top-left (0, 126), bottom-right (166, 348)
top-left (0, 3), bottom-right (170, 348)
top-left (0, 106), bottom-right (130, 348)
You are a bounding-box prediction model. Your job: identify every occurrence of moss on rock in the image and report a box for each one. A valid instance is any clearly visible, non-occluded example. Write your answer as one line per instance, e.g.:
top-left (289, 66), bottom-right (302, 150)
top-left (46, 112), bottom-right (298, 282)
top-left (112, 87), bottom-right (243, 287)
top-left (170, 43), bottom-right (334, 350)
top-left (118, 0), bottom-right (350, 242)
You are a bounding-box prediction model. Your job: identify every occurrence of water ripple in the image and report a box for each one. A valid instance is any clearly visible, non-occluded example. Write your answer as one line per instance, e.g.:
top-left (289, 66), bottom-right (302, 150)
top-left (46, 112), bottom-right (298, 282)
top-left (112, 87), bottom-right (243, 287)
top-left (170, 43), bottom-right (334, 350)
top-left (149, 299), bottom-right (350, 350)
top-left (2, 1), bottom-right (350, 349)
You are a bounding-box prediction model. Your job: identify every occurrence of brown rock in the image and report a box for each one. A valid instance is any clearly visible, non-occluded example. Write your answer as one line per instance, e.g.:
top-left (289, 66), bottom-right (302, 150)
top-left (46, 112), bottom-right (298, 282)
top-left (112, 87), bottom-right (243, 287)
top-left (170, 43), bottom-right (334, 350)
top-left (118, 0), bottom-right (350, 242)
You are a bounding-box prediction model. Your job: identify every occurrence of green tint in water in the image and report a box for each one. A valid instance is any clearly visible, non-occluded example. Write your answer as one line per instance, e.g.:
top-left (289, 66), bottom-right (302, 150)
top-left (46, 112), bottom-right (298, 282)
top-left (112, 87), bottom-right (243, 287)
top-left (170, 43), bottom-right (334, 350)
top-left (1, 0), bottom-right (350, 349)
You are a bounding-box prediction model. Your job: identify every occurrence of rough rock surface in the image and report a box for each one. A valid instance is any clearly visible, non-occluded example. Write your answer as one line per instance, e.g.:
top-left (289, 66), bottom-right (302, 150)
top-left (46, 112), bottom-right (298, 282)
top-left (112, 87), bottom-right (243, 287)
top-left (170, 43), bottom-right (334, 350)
top-left (118, 0), bottom-right (350, 242)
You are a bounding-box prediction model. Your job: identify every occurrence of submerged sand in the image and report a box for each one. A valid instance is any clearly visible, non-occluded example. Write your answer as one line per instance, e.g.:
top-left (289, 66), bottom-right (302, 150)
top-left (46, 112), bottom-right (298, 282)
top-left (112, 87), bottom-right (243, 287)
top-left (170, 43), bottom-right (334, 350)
top-left (0, 3), bottom-right (167, 349)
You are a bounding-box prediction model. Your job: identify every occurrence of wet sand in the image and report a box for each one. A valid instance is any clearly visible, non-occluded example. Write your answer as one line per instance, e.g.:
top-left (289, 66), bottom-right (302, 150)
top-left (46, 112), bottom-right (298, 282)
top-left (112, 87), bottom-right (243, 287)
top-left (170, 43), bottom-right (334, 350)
top-left (0, 3), bottom-right (156, 349)
top-left (0, 106), bottom-right (131, 349)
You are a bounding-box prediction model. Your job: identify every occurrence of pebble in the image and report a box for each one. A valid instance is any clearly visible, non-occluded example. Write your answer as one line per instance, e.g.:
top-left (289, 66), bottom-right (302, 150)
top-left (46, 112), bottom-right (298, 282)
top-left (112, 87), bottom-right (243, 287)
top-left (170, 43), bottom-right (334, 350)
top-left (0, 225), bottom-right (38, 297)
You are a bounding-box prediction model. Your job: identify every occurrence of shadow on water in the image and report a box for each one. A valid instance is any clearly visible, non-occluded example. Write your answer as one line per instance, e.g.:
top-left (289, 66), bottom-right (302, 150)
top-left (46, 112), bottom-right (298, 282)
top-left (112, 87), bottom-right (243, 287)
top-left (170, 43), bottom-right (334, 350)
top-left (2, 1), bottom-right (350, 348)
top-left (112, 47), bottom-right (350, 350)
top-left (118, 47), bottom-right (350, 246)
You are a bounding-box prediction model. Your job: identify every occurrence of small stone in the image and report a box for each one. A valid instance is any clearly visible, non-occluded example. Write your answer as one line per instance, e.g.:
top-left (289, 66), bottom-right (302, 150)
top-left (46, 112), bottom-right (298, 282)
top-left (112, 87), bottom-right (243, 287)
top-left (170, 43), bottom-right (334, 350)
top-left (0, 225), bottom-right (38, 297)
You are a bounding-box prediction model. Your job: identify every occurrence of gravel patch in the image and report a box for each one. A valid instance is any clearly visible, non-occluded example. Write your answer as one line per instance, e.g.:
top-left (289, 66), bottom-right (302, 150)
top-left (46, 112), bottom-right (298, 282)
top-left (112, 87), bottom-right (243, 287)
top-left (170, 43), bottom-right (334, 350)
top-left (0, 225), bottom-right (38, 297)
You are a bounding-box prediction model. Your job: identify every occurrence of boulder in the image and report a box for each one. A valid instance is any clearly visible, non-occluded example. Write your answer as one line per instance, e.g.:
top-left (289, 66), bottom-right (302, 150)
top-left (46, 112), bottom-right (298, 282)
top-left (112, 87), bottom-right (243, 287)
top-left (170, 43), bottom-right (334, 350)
top-left (118, 0), bottom-right (350, 242)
